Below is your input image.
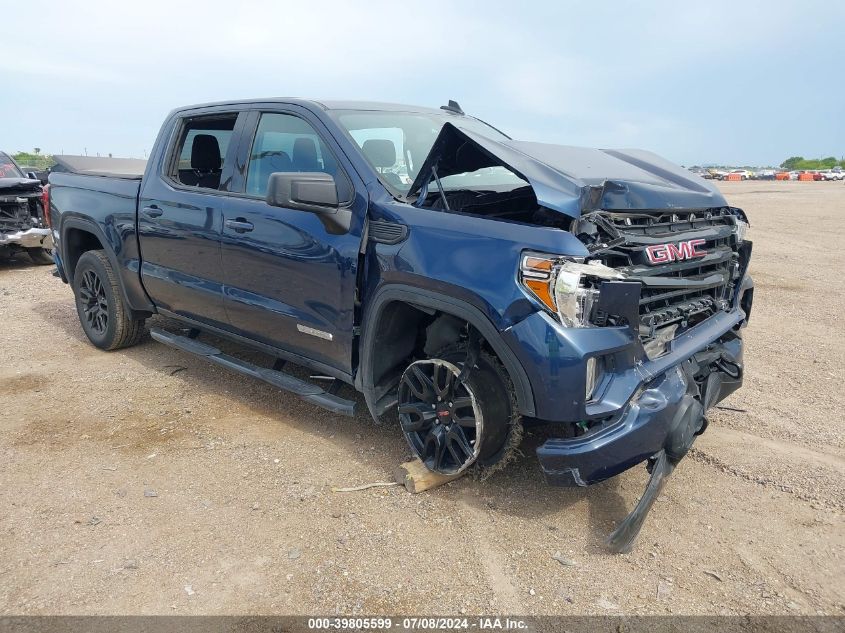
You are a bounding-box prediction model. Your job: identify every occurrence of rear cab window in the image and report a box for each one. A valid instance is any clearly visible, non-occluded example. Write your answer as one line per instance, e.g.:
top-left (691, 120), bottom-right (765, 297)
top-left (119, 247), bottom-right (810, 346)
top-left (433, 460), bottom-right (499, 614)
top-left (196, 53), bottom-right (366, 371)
top-left (167, 114), bottom-right (238, 191)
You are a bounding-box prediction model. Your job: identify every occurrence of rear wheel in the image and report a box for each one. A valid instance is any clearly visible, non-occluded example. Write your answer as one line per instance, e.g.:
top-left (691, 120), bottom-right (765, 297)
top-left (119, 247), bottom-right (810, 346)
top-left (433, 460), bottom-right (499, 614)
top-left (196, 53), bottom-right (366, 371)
top-left (26, 247), bottom-right (54, 265)
top-left (73, 250), bottom-right (145, 350)
top-left (397, 345), bottom-right (521, 476)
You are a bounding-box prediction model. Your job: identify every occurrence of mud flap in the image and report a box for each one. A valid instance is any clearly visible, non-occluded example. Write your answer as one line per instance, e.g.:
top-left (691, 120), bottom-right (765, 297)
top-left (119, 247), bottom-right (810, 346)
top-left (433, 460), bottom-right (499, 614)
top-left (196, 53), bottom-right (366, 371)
top-left (605, 450), bottom-right (674, 553)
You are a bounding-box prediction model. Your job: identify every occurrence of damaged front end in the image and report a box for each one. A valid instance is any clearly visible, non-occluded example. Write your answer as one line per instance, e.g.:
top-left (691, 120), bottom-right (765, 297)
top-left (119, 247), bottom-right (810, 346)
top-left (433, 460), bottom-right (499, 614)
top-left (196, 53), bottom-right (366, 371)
top-left (0, 177), bottom-right (52, 258)
top-left (522, 209), bottom-right (753, 552)
top-left (404, 122), bottom-right (754, 551)
top-left (520, 205), bottom-right (752, 551)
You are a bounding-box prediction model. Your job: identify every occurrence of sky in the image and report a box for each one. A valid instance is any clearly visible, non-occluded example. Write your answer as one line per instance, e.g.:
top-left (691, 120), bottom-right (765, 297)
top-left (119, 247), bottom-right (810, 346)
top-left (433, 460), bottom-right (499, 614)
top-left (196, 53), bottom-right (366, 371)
top-left (2, 0), bottom-right (843, 167)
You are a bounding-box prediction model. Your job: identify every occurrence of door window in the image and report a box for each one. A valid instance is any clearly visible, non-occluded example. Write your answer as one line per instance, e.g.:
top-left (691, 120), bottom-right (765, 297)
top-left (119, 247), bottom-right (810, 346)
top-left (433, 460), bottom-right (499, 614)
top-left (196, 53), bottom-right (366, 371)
top-left (169, 114), bottom-right (237, 190)
top-left (245, 113), bottom-right (349, 200)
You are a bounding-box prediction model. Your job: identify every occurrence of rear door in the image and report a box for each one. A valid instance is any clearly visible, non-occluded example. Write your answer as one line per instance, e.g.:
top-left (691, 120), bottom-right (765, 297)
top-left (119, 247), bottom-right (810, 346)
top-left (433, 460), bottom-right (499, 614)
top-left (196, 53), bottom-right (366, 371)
top-left (219, 106), bottom-right (366, 376)
top-left (138, 110), bottom-right (245, 328)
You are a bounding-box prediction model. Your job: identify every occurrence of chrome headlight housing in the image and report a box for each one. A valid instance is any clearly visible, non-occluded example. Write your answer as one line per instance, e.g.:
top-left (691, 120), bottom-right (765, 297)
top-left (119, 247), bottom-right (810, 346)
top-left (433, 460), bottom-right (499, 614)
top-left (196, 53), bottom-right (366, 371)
top-left (519, 253), bottom-right (625, 327)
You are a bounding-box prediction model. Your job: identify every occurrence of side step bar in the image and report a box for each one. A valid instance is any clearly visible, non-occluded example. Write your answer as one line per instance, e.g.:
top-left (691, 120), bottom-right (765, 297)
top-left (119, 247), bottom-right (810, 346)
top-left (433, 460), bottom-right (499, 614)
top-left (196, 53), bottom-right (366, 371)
top-left (150, 328), bottom-right (356, 416)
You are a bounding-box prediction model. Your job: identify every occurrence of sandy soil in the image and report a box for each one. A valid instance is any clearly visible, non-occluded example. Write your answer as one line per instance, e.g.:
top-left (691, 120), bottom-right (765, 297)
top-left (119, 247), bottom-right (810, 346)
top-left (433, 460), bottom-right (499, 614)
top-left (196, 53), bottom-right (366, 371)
top-left (0, 181), bottom-right (842, 616)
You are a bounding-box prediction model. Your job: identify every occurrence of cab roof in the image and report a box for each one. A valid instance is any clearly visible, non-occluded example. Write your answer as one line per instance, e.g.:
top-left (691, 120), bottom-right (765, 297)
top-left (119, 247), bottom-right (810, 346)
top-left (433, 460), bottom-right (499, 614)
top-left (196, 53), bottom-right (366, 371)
top-left (171, 98), bottom-right (454, 116)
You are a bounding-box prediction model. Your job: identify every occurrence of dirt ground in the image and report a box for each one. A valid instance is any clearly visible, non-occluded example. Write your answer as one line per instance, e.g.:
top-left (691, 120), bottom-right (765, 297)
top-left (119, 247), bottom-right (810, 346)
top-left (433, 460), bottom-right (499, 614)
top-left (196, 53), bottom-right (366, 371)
top-left (0, 181), bottom-right (842, 616)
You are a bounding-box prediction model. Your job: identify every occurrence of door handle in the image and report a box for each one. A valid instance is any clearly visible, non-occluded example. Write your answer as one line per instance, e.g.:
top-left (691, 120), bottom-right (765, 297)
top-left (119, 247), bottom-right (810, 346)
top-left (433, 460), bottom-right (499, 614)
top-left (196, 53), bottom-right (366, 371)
top-left (141, 206), bottom-right (163, 218)
top-left (225, 218), bottom-right (254, 233)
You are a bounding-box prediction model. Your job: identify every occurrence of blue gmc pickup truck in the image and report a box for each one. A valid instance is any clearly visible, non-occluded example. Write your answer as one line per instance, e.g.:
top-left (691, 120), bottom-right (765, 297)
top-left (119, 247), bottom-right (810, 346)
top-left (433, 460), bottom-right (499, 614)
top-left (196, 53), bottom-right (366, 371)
top-left (48, 99), bottom-right (753, 550)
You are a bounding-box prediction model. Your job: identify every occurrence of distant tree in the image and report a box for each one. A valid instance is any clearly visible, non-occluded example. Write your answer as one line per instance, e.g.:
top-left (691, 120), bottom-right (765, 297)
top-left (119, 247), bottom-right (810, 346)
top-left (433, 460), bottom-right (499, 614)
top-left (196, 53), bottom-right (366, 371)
top-left (820, 156), bottom-right (838, 168)
top-left (33, 147), bottom-right (40, 155)
top-left (780, 156), bottom-right (804, 170)
top-left (12, 151), bottom-right (54, 170)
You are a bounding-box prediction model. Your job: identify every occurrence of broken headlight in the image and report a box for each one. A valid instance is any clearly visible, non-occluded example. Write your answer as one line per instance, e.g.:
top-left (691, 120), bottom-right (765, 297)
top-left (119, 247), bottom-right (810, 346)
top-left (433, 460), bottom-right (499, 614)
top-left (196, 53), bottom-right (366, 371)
top-left (519, 253), bottom-right (624, 328)
top-left (735, 219), bottom-right (748, 244)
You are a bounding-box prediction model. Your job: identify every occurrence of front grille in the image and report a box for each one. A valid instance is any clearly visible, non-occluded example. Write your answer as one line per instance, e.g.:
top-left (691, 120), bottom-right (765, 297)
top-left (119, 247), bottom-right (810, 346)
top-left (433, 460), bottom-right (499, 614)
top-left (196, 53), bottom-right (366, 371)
top-left (587, 208), bottom-right (743, 342)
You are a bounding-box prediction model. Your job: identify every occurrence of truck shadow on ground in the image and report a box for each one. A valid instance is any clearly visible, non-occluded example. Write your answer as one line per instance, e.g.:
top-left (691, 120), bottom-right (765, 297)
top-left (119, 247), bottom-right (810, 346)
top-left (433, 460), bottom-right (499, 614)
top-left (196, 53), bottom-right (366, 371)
top-left (36, 303), bottom-right (638, 552)
top-left (0, 253), bottom-right (53, 271)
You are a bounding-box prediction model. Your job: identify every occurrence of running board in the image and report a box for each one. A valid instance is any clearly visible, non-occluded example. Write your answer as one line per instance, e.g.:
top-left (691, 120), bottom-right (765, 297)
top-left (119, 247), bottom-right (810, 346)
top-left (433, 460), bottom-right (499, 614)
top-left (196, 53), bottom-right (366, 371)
top-left (150, 328), bottom-right (355, 416)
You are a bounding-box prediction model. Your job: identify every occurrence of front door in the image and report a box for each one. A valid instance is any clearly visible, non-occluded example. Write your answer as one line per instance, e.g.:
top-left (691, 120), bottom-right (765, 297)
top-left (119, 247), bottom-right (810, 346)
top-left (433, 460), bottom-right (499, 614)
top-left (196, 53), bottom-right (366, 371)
top-left (220, 109), bottom-right (365, 375)
top-left (138, 111), bottom-right (243, 328)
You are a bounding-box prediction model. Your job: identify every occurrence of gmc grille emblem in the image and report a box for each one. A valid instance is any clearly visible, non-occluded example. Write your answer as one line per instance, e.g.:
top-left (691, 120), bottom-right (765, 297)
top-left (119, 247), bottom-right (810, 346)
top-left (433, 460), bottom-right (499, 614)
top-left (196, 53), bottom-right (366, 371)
top-left (646, 239), bottom-right (707, 264)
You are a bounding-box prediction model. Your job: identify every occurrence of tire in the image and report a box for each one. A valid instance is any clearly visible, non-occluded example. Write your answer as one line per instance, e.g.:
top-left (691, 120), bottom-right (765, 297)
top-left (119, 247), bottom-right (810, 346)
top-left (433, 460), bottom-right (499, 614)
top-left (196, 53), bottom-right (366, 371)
top-left (26, 247), bottom-right (54, 265)
top-left (397, 344), bottom-right (522, 476)
top-left (72, 250), bottom-right (145, 350)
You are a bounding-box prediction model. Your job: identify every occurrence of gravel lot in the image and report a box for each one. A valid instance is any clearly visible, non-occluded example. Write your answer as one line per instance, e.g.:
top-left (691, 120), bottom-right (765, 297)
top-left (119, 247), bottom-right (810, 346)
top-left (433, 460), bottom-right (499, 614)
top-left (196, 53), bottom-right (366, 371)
top-left (0, 181), bottom-right (842, 616)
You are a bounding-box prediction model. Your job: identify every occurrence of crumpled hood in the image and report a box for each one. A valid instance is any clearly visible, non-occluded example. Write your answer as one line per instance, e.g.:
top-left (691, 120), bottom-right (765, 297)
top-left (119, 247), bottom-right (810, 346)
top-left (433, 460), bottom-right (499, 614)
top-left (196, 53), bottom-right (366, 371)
top-left (0, 177), bottom-right (42, 195)
top-left (406, 123), bottom-right (727, 219)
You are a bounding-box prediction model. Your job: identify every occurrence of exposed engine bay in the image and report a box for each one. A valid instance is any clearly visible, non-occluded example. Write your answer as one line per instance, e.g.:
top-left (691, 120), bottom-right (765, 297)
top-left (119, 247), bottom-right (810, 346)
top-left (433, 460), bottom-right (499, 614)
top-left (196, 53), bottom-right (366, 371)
top-left (0, 177), bottom-right (52, 260)
top-left (408, 123), bottom-right (751, 363)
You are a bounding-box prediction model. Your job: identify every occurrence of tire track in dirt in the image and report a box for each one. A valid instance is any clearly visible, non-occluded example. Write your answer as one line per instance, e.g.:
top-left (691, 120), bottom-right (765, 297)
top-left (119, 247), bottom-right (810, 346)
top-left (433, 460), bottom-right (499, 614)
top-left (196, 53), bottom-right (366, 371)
top-left (455, 490), bottom-right (524, 612)
top-left (687, 440), bottom-right (844, 511)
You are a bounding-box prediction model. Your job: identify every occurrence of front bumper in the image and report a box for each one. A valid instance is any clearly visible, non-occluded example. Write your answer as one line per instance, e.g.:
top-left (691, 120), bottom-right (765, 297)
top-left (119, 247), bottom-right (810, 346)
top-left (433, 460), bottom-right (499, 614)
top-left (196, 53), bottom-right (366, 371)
top-left (537, 330), bottom-right (743, 486)
top-left (0, 227), bottom-right (52, 249)
top-left (502, 273), bottom-right (753, 487)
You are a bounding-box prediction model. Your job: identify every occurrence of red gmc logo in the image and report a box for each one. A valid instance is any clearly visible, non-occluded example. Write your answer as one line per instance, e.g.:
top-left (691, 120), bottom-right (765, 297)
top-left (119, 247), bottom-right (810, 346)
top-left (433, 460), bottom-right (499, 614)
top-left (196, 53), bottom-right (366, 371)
top-left (646, 239), bottom-right (707, 264)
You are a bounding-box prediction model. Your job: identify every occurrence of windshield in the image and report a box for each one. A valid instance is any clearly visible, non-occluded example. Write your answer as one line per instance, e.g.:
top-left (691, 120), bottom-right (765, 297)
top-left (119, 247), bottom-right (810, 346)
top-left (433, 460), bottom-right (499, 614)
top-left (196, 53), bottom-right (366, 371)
top-left (0, 154), bottom-right (24, 178)
top-left (331, 110), bottom-right (520, 195)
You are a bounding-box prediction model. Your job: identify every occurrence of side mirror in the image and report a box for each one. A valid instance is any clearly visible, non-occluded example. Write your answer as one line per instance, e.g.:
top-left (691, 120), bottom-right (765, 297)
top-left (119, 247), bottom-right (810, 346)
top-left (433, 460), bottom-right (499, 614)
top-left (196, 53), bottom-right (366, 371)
top-left (27, 170), bottom-right (49, 185)
top-left (266, 172), bottom-right (351, 234)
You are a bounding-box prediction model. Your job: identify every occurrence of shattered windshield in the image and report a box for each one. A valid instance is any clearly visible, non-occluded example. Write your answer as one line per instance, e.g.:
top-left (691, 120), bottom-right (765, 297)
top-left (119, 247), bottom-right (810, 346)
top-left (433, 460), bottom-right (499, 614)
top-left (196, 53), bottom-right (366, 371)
top-left (331, 110), bottom-right (519, 195)
top-left (0, 154), bottom-right (24, 178)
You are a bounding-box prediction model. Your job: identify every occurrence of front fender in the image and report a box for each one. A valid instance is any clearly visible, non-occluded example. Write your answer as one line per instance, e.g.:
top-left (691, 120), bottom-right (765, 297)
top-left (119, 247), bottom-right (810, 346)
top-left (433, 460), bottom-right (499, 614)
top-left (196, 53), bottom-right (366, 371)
top-left (359, 283), bottom-right (537, 420)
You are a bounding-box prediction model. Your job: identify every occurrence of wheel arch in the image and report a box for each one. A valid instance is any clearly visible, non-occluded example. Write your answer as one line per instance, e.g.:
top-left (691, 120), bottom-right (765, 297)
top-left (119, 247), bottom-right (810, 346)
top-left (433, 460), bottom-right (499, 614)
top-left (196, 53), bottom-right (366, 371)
top-left (61, 217), bottom-right (154, 318)
top-left (357, 284), bottom-right (536, 422)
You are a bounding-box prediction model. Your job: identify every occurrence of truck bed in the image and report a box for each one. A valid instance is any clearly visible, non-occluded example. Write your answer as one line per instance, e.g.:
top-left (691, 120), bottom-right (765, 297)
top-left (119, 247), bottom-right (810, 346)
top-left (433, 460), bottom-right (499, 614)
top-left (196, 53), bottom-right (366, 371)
top-left (51, 155), bottom-right (147, 180)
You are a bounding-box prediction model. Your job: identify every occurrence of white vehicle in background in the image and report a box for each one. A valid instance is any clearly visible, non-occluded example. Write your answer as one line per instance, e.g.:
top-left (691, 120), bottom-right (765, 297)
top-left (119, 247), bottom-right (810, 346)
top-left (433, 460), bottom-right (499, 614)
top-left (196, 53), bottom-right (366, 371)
top-left (819, 168), bottom-right (845, 181)
top-left (722, 169), bottom-right (752, 180)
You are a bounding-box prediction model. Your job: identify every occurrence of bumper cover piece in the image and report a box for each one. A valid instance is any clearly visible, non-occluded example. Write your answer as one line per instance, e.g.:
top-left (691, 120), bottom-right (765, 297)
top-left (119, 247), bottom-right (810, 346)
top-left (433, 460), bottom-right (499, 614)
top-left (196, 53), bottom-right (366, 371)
top-left (537, 333), bottom-right (743, 487)
top-left (0, 227), bottom-right (52, 249)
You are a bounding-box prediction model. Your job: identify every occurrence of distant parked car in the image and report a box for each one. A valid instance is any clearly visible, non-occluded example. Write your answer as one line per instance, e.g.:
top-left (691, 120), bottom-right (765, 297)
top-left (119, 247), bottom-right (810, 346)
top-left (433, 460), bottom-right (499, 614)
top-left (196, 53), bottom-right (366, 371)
top-left (756, 169), bottom-right (776, 180)
top-left (722, 169), bottom-right (752, 181)
top-left (820, 168), bottom-right (845, 181)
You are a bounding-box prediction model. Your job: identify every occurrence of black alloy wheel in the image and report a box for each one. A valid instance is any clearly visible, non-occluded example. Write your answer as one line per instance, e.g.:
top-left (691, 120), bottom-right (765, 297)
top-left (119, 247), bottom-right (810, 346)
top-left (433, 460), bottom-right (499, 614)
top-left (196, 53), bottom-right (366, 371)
top-left (78, 268), bottom-right (109, 335)
top-left (72, 250), bottom-right (145, 350)
top-left (398, 358), bottom-right (483, 475)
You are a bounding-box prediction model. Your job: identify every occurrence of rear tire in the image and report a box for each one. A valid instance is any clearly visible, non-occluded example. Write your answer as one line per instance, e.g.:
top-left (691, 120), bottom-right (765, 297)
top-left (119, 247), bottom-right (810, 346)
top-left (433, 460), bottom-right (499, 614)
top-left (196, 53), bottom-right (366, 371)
top-left (72, 250), bottom-right (145, 350)
top-left (397, 344), bottom-right (522, 476)
top-left (26, 247), bottom-right (54, 265)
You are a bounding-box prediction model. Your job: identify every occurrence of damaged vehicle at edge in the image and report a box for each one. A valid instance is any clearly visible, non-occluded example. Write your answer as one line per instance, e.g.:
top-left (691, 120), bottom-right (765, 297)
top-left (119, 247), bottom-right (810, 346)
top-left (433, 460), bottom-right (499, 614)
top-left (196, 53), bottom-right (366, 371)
top-left (47, 99), bottom-right (753, 552)
top-left (0, 151), bottom-right (53, 264)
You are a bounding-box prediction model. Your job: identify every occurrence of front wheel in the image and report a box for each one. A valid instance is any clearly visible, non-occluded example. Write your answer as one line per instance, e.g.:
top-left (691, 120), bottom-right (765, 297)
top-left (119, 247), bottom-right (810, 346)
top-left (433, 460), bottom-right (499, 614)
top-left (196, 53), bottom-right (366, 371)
top-left (26, 247), bottom-right (54, 265)
top-left (72, 250), bottom-right (145, 350)
top-left (397, 345), bottom-right (522, 476)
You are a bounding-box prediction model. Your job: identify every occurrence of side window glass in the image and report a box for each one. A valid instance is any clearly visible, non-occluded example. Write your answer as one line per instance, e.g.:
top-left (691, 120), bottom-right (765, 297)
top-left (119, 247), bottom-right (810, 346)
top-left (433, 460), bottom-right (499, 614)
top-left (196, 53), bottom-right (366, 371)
top-left (246, 113), bottom-right (350, 201)
top-left (170, 114), bottom-right (237, 190)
